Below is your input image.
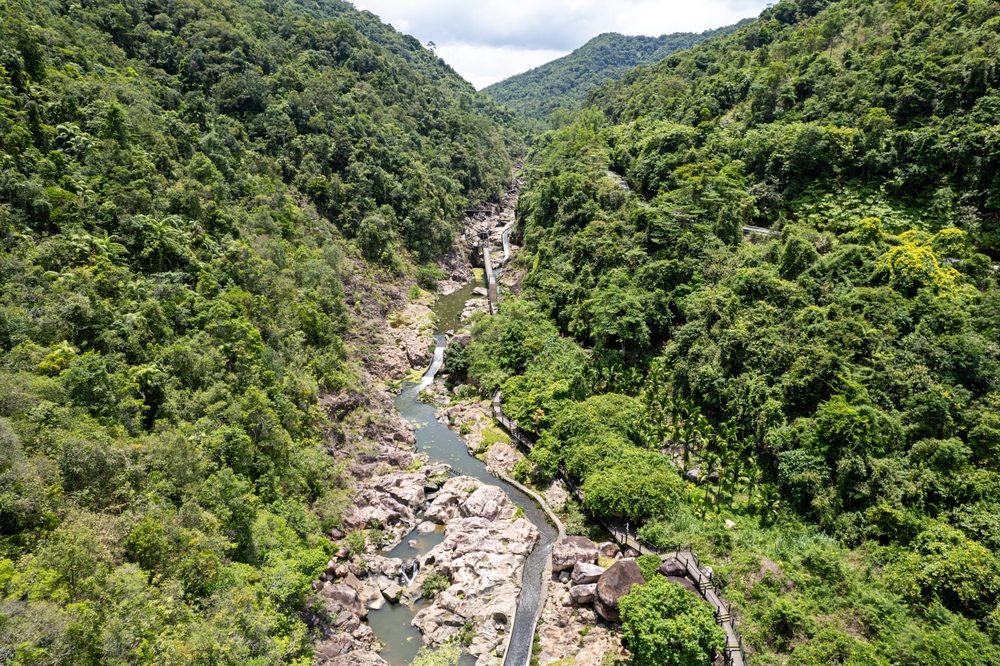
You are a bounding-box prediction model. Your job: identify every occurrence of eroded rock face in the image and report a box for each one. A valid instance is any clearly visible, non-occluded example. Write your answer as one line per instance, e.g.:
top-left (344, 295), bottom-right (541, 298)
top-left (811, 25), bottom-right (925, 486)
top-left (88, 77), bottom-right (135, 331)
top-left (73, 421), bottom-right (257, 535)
top-left (486, 442), bottom-right (522, 476)
top-left (460, 485), bottom-right (514, 521)
top-left (595, 560), bottom-right (645, 623)
top-left (552, 536), bottom-right (599, 572)
top-left (412, 477), bottom-right (538, 665)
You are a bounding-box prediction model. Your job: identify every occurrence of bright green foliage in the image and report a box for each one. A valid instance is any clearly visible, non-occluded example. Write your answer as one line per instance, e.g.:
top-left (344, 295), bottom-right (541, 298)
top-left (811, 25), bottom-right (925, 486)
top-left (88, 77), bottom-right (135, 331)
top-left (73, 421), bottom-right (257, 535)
top-left (483, 24), bottom-right (749, 129)
top-left (619, 576), bottom-right (725, 666)
top-left (636, 554), bottom-right (662, 583)
top-left (411, 641), bottom-right (464, 666)
top-left (0, 0), bottom-right (516, 660)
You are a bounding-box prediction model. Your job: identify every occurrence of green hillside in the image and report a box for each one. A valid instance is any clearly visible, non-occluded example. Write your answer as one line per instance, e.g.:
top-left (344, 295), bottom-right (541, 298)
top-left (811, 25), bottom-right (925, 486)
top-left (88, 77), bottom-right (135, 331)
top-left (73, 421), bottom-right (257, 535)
top-left (482, 23), bottom-right (750, 128)
top-left (0, 0), bottom-right (516, 660)
top-left (458, 0), bottom-right (1000, 664)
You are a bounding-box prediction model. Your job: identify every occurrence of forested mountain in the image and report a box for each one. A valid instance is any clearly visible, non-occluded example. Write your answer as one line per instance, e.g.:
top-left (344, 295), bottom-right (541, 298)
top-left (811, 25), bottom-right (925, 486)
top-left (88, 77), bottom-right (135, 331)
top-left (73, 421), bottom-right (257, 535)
top-left (482, 23), bottom-right (749, 128)
top-left (0, 0), bottom-right (517, 660)
top-left (457, 0), bottom-right (1000, 664)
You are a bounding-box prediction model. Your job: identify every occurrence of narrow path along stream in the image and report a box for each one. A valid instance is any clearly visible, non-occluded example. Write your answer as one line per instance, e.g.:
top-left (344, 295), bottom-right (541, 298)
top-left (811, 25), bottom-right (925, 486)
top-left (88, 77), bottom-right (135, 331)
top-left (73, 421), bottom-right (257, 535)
top-left (367, 282), bottom-right (560, 666)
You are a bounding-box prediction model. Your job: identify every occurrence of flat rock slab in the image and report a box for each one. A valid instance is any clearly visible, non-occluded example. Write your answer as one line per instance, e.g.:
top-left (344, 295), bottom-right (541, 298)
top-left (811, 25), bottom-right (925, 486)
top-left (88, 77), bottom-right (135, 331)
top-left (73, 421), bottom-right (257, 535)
top-left (571, 561), bottom-right (604, 586)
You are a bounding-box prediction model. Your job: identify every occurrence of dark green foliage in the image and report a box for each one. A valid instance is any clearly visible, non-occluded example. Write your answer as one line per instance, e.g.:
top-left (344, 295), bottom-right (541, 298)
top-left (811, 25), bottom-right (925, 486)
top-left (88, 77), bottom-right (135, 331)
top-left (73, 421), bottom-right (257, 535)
top-left (484, 23), bottom-right (751, 129)
top-left (0, 0), bottom-right (516, 660)
top-left (619, 576), bottom-right (725, 666)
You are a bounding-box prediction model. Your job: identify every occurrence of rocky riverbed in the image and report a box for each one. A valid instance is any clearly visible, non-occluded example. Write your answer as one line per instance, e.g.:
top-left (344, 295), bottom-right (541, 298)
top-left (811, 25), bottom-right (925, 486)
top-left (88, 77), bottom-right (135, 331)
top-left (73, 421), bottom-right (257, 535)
top-left (411, 477), bottom-right (539, 664)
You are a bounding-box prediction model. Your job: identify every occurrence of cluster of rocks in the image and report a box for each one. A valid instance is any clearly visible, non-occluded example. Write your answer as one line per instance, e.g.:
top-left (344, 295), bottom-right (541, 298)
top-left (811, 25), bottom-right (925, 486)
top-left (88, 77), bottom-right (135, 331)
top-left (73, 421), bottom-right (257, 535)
top-left (341, 460), bottom-right (452, 547)
top-left (313, 461), bottom-right (452, 665)
top-left (536, 536), bottom-right (720, 666)
top-left (550, 537), bottom-right (646, 623)
top-left (411, 477), bottom-right (539, 666)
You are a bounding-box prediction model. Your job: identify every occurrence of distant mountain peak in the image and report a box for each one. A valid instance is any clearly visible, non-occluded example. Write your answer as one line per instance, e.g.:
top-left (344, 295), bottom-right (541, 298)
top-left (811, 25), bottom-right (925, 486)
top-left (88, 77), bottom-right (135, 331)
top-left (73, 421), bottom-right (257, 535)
top-left (483, 20), bottom-right (753, 128)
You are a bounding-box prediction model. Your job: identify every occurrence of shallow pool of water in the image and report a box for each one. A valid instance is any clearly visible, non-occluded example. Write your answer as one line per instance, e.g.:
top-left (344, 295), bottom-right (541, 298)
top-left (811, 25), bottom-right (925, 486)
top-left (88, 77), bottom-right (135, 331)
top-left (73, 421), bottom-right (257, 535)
top-left (435, 279), bottom-right (483, 334)
top-left (384, 523), bottom-right (446, 561)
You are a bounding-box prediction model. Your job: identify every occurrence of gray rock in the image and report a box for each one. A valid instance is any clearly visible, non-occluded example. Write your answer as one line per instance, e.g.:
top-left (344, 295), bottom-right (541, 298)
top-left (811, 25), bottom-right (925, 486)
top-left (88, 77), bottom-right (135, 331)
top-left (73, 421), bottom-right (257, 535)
top-left (460, 485), bottom-right (510, 521)
top-left (685, 467), bottom-right (701, 484)
top-left (569, 583), bottom-right (597, 604)
top-left (417, 521), bottom-right (437, 534)
top-left (383, 582), bottom-right (403, 602)
top-left (320, 583), bottom-right (368, 618)
top-left (596, 542), bottom-right (619, 559)
top-left (571, 561), bottom-right (605, 586)
top-left (552, 536), bottom-right (599, 572)
top-left (559, 571), bottom-right (571, 584)
top-left (595, 560), bottom-right (645, 623)
top-left (658, 557), bottom-right (687, 578)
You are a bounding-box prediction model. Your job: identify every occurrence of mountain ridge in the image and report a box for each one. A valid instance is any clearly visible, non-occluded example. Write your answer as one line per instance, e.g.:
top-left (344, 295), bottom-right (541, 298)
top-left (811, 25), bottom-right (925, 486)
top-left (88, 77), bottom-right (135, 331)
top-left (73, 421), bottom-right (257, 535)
top-left (483, 21), bottom-right (752, 127)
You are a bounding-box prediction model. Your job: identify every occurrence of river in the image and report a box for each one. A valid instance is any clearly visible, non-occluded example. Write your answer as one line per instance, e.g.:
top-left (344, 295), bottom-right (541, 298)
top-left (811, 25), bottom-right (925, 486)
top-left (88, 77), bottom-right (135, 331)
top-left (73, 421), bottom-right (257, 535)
top-left (366, 283), bottom-right (559, 666)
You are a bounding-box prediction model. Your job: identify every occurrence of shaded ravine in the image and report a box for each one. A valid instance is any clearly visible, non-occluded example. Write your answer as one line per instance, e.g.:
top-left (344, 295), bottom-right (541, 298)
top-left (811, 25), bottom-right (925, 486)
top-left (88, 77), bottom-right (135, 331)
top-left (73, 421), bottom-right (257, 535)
top-left (371, 285), bottom-right (559, 666)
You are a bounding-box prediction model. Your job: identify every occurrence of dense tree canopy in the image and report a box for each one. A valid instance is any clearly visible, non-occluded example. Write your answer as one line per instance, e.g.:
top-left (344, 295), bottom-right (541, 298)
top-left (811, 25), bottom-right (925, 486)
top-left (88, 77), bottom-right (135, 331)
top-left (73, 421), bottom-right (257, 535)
top-left (463, 0), bottom-right (1000, 663)
top-left (482, 23), bottom-right (749, 129)
top-left (0, 0), bottom-right (518, 661)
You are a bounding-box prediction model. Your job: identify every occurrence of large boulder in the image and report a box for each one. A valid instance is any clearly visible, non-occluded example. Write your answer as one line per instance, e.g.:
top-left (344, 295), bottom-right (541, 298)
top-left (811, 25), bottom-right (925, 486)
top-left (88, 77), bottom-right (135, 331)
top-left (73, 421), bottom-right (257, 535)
top-left (552, 536), bottom-right (599, 572)
top-left (595, 560), bottom-right (645, 623)
top-left (321, 583), bottom-right (368, 617)
top-left (460, 485), bottom-right (510, 521)
top-left (658, 557), bottom-right (688, 578)
top-left (596, 542), bottom-right (619, 559)
top-left (571, 562), bottom-right (605, 586)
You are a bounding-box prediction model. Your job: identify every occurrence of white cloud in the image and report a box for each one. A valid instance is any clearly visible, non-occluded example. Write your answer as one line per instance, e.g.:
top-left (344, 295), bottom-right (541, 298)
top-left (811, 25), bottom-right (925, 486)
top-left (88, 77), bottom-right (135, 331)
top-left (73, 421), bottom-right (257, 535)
top-left (354, 0), bottom-right (772, 87)
top-left (433, 44), bottom-right (570, 90)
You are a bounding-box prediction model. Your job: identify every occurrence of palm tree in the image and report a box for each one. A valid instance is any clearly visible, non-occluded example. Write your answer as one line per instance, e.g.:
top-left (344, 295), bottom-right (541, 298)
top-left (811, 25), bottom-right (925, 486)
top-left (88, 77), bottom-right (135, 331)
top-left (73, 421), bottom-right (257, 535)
top-left (757, 484), bottom-right (781, 526)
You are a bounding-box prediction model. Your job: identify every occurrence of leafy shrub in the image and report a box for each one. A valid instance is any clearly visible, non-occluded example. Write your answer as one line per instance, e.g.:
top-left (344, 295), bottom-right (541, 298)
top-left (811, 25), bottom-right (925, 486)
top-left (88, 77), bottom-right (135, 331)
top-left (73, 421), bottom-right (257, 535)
top-left (417, 263), bottom-right (446, 290)
top-left (421, 572), bottom-right (450, 599)
top-left (636, 554), bottom-right (661, 583)
top-left (345, 530), bottom-right (368, 556)
top-left (619, 576), bottom-right (725, 666)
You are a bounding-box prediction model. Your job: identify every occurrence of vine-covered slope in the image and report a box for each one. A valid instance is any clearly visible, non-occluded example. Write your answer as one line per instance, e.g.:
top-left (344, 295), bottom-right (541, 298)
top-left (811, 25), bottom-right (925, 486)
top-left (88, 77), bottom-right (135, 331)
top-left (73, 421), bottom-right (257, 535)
top-left (0, 0), bottom-right (517, 661)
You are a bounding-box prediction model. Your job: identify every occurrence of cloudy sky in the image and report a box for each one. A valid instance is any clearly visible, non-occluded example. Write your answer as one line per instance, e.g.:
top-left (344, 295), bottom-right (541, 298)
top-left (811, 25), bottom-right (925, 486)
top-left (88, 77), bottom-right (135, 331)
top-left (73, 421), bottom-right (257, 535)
top-left (353, 0), bottom-right (772, 89)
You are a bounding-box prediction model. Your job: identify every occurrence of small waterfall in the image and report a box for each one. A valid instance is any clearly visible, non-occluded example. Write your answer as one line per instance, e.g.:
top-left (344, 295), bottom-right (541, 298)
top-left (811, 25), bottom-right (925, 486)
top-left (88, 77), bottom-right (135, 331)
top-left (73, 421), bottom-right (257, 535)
top-left (419, 335), bottom-right (446, 389)
top-left (400, 559), bottom-right (419, 587)
top-left (501, 228), bottom-right (511, 263)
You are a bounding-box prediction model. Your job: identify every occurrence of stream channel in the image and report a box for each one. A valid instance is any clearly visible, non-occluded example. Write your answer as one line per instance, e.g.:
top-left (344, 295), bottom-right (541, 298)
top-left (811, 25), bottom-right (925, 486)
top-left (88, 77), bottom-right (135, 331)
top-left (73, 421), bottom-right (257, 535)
top-left (366, 278), bottom-right (558, 666)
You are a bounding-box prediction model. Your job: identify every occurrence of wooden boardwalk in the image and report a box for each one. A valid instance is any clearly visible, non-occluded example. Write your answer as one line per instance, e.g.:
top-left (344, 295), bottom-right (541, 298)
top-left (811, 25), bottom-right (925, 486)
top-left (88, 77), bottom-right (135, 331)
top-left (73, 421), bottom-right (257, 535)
top-left (492, 392), bottom-right (750, 666)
